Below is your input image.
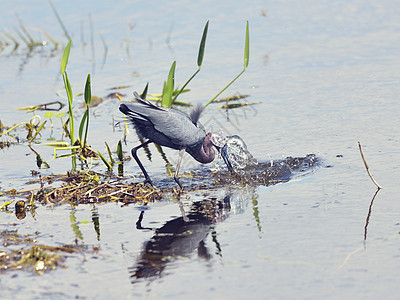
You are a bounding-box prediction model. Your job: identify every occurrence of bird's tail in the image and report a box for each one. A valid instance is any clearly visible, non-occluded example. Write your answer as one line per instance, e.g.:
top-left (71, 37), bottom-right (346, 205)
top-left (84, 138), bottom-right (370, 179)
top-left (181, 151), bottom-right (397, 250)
top-left (189, 104), bottom-right (205, 125)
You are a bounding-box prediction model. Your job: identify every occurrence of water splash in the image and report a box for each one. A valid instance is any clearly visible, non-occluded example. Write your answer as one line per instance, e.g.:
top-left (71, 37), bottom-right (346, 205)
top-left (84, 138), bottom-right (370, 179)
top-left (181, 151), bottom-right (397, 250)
top-left (209, 134), bottom-right (318, 187)
top-left (221, 135), bottom-right (258, 173)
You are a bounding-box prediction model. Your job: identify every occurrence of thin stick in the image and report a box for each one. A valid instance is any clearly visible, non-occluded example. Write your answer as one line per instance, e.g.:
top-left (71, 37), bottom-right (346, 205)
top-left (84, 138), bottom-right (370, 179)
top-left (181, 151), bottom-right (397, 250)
top-left (364, 188), bottom-right (380, 242)
top-left (358, 142), bottom-right (382, 189)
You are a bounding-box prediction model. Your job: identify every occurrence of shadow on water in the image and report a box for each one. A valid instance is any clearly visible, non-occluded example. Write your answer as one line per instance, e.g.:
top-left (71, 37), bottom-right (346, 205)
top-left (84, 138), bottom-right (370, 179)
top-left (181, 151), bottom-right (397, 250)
top-left (128, 154), bottom-right (319, 286)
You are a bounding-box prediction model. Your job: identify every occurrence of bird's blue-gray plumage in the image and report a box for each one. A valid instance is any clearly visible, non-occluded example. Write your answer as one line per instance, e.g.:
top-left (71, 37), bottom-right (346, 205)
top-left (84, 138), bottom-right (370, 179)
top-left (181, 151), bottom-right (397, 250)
top-left (120, 93), bottom-right (206, 159)
top-left (120, 92), bottom-right (232, 189)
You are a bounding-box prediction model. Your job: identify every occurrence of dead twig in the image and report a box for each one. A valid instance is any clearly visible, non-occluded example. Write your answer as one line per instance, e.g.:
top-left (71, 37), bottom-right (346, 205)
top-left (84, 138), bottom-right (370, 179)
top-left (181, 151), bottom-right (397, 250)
top-left (364, 188), bottom-right (381, 242)
top-left (358, 142), bottom-right (382, 189)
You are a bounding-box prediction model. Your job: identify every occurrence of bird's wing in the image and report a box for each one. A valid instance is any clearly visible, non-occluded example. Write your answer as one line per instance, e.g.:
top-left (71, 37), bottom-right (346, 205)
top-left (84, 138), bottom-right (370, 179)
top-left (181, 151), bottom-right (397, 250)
top-left (120, 100), bottom-right (205, 147)
top-left (133, 91), bottom-right (160, 109)
top-left (151, 109), bottom-right (205, 147)
top-left (132, 92), bottom-right (205, 146)
top-left (120, 91), bottom-right (167, 124)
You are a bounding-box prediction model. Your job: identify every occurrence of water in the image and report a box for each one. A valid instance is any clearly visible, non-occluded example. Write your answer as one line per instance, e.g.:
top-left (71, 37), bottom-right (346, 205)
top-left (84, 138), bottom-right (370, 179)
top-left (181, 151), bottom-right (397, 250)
top-left (214, 135), bottom-right (318, 186)
top-left (1, 0), bottom-right (400, 299)
top-left (222, 135), bottom-right (258, 171)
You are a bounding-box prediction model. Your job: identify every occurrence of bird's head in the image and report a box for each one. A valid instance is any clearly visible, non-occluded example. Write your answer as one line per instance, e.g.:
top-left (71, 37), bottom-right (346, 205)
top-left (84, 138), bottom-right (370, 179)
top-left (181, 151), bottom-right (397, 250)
top-left (208, 133), bottom-right (234, 174)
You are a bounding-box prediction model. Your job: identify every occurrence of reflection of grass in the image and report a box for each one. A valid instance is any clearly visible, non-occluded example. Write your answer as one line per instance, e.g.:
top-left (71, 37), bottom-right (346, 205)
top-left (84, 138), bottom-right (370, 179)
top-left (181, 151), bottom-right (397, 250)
top-left (49, 0), bottom-right (71, 40)
top-left (0, 14), bottom-right (60, 53)
top-left (69, 206), bottom-right (83, 240)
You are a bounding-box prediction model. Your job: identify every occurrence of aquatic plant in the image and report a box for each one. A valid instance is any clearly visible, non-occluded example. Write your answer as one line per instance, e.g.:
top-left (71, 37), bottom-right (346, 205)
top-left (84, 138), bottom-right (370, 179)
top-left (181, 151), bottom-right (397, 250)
top-left (60, 40), bottom-right (74, 142)
top-left (161, 61), bottom-right (176, 108)
top-left (79, 74), bottom-right (92, 149)
top-left (59, 40), bottom-right (93, 154)
top-left (171, 20), bottom-right (209, 103)
top-left (159, 21), bottom-right (249, 109)
top-left (205, 21), bottom-right (249, 107)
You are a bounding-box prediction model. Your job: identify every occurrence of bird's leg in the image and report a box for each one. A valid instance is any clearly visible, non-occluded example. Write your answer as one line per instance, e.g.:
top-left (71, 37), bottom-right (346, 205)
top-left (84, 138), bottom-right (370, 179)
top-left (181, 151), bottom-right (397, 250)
top-left (173, 149), bottom-right (186, 190)
top-left (131, 140), bottom-right (153, 186)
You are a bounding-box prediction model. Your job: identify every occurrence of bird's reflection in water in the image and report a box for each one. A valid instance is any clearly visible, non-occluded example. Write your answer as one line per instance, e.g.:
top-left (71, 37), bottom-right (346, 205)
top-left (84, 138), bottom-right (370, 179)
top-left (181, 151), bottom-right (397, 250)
top-left (128, 154), bottom-right (319, 285)
top-left (129, 196), bottom-right (231, 283)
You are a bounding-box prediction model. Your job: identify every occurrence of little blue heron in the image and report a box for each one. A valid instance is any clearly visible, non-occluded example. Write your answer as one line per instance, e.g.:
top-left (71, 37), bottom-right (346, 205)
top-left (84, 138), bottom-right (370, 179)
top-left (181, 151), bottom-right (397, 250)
top-left (119, 92), bottom-right (234, 189)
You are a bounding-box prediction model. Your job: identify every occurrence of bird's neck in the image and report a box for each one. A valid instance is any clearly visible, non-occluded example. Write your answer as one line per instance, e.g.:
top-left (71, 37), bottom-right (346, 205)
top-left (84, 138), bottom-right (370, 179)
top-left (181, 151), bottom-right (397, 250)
top-left (197, 135), bottom-right (215, 164)
top-left (188, 135), bottom-right (215, 164)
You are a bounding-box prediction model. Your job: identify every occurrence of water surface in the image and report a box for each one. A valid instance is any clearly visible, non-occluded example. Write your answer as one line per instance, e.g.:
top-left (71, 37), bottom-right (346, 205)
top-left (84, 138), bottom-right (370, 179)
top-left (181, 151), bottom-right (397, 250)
top-left (1, 0), bottom-right (400, 299)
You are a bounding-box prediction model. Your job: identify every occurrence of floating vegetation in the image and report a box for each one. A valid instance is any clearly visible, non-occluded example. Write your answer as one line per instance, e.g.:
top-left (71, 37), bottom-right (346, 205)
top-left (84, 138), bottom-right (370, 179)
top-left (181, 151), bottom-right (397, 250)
top-left (107, 85), bottom-right (132, 91)
top-left (0, 116), bottom-right (50, 144)
top-left (17, 101), bottom-right (65, 112)
top-left (1, 171), bottom-right (168, 206)
top-left (37, 180), bottom-right (163, 206)
top-left (78, 95), bottom-right (103, 108)
top-left (212, 94), bottom-right (250, 103)
top-left (209, 94), bottom-right (259, 110)
top-left (217, 101), bottom-right (260, 109)
top-left (0, 141), bottom-right (15, 149)
top-left (105, 92), bottom-right (126, 99)
top-left (0, 230), bottom-right (94, 273)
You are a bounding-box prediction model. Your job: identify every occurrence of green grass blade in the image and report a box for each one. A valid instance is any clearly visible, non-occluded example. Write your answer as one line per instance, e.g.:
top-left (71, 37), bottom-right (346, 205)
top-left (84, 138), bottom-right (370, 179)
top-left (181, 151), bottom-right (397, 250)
top-left (244, 21), bottom-right (249, 69)
top-left (60, 40), bottom-right (71, 74)
top-left (167, 61), bottom-right (176, 104)
top-left (84, 74), bottom-right (91, 105)
top-left (28, 120), bottom-right (47, 145)
top-left (205, 21), bottom-right (250, 107)
top-left (161, 81), bottom-right (167, 105)
top-left (105, 142), bottom-right (115, 164)
top-left (197, 20), bottom-right (209, 67)
top-left (117, 140), bottom-right (123, 161)
top-left (63, 71), bottom-right (75, 143)
top-left (78, 110), bottom-right (88, 145)
top-left (98, 151), bottom-right (112, 170)
top-left (161, 61), bottom-right (176, 108)
top-left (173, 21), bottom-right (208, 102)
top-left (82, 74), bottom-right (91, 148)
top-left (64, 73), bottom-right (73, 103)
top-left (172, 69), bottom-right (199, 102)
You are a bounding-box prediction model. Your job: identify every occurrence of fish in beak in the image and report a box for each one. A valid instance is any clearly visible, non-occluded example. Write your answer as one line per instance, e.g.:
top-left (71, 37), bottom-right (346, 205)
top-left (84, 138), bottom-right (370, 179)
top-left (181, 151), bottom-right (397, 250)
top-left (221, 144), bottom-right (235, 174)
top-left (210, 133), bottom-right (235, 174)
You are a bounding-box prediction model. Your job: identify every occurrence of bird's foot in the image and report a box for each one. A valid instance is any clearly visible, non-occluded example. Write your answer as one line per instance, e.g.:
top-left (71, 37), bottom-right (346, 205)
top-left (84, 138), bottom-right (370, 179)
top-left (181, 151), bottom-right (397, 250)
top-left (172, 187), bottom-right (186, 197)
top-left (143, 178), bottom-right (154, 187)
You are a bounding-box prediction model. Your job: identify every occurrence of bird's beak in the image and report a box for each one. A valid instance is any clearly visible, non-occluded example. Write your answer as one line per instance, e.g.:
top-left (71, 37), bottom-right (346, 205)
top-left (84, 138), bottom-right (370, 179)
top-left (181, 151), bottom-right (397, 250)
top-left (220, 145), bottom-right (234, 174)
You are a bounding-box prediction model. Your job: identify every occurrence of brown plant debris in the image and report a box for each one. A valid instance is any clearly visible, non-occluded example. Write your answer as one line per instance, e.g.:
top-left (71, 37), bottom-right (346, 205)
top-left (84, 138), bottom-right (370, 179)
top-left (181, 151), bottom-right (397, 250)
top-left (3, 171), bottom-right (170, 206)
top-left (0, 230), bottom-right (90, 273)
top-left (213, 94), bottom-right (250, 103)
